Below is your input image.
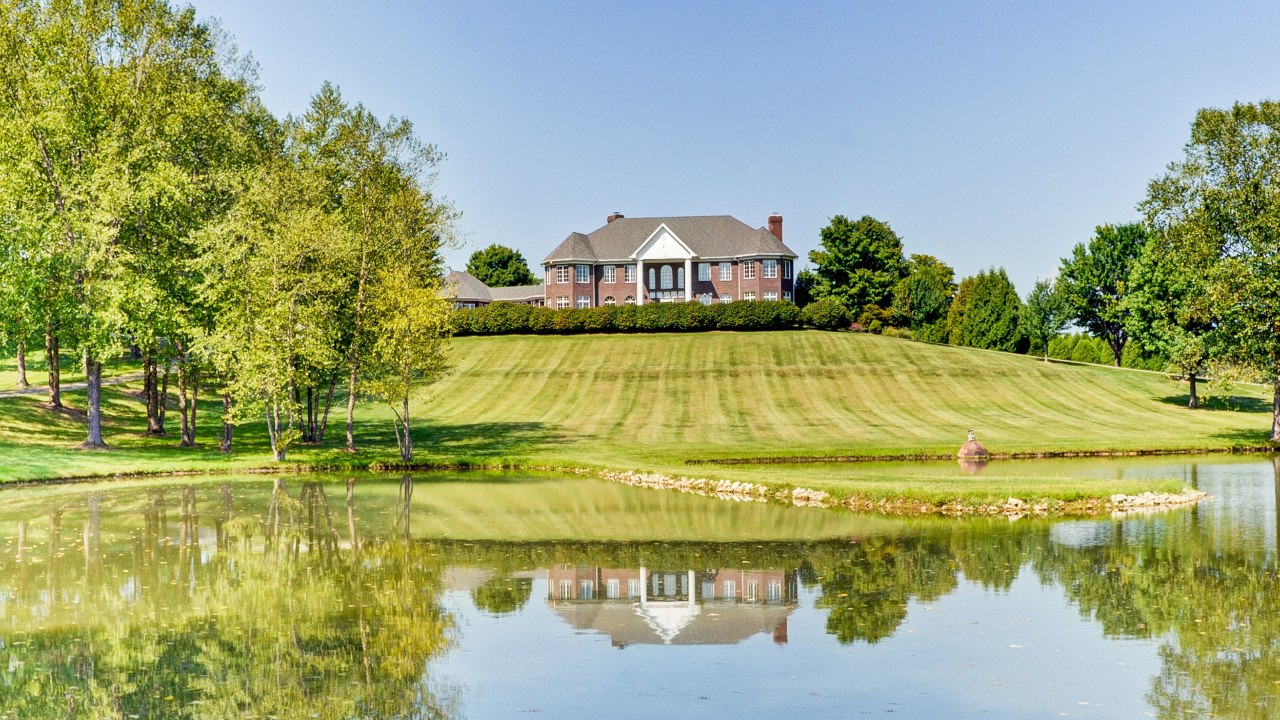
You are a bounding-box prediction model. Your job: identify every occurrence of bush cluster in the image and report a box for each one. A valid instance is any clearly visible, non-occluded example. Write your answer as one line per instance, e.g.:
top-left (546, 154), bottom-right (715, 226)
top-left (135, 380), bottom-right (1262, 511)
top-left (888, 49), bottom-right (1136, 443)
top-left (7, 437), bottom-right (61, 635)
top-left (452, 300), bottom-right (803, 335)
top-left (1045, 334), bottom-right (1165, 370)
top-left (798, 298), bottom-right (849, 331)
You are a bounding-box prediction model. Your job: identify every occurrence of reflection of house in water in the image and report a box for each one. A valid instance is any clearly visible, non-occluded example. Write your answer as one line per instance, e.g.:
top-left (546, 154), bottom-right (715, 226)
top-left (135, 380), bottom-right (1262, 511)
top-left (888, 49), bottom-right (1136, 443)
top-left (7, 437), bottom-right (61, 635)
top-left (546, 566), bottom-right (797, 646)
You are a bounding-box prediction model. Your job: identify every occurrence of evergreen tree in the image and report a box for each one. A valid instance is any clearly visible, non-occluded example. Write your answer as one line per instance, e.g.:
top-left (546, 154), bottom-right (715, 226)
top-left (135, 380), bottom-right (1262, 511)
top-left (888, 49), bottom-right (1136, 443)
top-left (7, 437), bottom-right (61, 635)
top-left (948, 269), bottom-right (1023, 352)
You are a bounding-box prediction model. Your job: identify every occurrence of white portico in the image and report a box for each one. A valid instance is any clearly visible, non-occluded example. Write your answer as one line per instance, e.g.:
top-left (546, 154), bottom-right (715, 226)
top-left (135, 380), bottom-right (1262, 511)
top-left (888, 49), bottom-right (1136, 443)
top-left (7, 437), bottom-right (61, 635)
top-left (631, 224), bottom-right (695, 305)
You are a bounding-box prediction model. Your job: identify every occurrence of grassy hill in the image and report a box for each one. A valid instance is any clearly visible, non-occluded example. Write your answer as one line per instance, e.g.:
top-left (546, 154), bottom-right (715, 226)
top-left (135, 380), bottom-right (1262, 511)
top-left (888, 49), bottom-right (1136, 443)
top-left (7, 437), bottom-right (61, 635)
top-left (0, 331), bottom-right (1271, 503)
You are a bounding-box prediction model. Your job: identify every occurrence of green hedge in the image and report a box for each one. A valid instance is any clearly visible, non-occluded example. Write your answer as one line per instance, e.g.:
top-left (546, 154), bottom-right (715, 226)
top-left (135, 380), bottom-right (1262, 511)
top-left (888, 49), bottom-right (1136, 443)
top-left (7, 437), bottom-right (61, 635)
top-left (452, 300), bottom-right (803, 335)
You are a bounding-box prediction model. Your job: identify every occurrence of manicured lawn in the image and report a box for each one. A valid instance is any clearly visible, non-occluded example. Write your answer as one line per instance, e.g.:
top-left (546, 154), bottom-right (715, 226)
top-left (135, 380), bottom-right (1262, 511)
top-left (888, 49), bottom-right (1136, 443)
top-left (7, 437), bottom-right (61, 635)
top-left (0, 330), bottom-right (1271, 504)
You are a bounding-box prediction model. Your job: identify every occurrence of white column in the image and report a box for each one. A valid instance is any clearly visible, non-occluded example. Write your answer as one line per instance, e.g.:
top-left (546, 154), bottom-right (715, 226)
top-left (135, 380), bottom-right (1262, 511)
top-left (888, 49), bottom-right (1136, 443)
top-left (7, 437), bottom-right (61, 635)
top-left (636, 259), bottom-right (644, 306)
top-left (684, 258), bottom-right (692, 302)
top-left (688, 570), bottom-right (696, 608)
top-left (639, 566), bottom-right (647, 607)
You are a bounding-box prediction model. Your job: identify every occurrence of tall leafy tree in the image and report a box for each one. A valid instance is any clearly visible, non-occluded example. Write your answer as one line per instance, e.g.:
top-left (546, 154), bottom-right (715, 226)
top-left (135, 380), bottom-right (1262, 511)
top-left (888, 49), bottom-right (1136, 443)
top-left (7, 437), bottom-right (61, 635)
top-left (1140, 101), bottom-right (1280, 436)
top-left (1058, 223), bottom-right (1150, 367)
top-left (892, 266), bottom-right (948, 341)
top-left (809, 215), bottom-right (907, 313)
top-left (466, 244), bottom-right (540, 287)
top-left (947, 268), bottom-right (1023, 352)
top-left (1020, 279), bottom-right (1072, 361)
top-left (1123, 230), bottom-right (1213, 407)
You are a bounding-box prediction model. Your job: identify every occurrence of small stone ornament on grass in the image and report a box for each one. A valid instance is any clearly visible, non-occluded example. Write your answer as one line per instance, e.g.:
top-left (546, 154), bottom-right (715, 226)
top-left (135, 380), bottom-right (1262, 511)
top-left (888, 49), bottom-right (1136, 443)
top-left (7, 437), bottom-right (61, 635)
top-left (957, 429), bottom-right (989, 475)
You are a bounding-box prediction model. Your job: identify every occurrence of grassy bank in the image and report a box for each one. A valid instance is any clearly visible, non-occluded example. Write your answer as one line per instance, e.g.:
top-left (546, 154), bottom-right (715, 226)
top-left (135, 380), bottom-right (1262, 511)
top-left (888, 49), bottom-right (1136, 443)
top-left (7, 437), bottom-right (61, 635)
top-left (0, 331), bottom-right (1272, 504)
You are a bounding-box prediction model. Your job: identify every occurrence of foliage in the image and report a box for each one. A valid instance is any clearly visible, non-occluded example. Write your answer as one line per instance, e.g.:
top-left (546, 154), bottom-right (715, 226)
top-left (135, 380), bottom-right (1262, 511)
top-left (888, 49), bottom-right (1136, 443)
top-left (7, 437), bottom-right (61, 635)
top-left (1020, 279), bottom-right (1073, 360)
top-left (1058, 223), bottom-right (1150, 367)
top-left (892, 266), bottom-right (949, 340)
top-left (800, 298), bottom-right (850, 331)
top-left (856, 303), bottom-right (896, 334)
top-left (794, 268), bottom-right (819, 308)
top-left (808, 215), bottom-right (908, 313)
top-left (472, 577), bottom-right (534, 615)
top-left (466, 244), bottom-right (540, 287)
top-left (946, 268), bottom-right (1024, 353)
top-left (905, 254), bottom-right (957, 298)
top-left (1140, 101), bottom-right (1280, 436)
top-left (452, 300), bottom-right (802, 335)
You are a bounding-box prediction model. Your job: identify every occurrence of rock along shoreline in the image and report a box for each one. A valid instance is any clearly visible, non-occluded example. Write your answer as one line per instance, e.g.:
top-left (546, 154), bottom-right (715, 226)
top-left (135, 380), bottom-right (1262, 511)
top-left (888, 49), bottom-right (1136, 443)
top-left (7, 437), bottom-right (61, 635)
top-left (598, 469), bottom-right (1209, 518)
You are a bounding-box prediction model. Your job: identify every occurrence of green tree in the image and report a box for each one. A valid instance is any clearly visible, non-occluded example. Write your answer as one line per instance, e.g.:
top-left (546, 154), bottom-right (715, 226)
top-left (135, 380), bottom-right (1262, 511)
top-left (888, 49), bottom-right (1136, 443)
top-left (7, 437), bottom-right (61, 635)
top-left (1058, 223), bottom-right (1150, 367)
top-left (794, 268), bottom-right (818, 308)
top-left (905, 254), bottom-right (957, 298)
top-left (466, 244), bottom-right (540, 287)
top-left (892, 267), bottom-right (948, 341)
top-left (1020, 279), bottom-right (1072, 361)
top-left (1140, 101), bottom-right (1280, 438)
top-left (1123, 230), bottom-right (1213, 407)
top-left (808, 215), bottom-right (907, 313)
top-left (947, 269), bottom-right (1023, 352)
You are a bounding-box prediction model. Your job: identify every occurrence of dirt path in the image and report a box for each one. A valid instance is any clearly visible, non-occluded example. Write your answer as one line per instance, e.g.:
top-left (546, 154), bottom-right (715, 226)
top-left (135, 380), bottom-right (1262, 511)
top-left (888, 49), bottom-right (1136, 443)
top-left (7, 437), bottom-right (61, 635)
top-left (0, 372), bottom-right (144, 399)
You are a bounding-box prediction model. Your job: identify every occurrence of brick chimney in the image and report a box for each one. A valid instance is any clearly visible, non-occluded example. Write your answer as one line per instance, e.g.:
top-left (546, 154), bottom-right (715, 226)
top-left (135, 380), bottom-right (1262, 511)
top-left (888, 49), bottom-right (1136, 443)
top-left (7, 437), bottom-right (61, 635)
top-left (768, 214), bottom-right (783, 241)
top-left (607, 212), bottom-right (624, 223)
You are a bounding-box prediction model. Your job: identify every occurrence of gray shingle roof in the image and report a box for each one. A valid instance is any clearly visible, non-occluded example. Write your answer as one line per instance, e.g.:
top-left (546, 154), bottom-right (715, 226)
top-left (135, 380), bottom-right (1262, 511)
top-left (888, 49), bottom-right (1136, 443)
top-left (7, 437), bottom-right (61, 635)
top-left (444, 271), bottom-right (492, 303)
top-left (541, 216), bottom-right (797, 265)
top-left (489, 284), bottom-right (544, 301)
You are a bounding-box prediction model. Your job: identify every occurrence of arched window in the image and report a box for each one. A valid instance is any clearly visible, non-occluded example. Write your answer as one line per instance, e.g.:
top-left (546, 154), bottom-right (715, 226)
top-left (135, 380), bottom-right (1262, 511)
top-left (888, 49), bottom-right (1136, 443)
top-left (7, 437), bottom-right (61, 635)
top-left (624, 295), bottom-right (636, 305)
top-left (699, 293), bottom-right (712, 305)
top-left (660, 265), bottom-right (673, 290)
top-left (603, 296), bottom-right (616, 306)
top-left (648, 268), bottom-right (656, 289)
top-left (720, 293), bottom-right (732, 303)
top-left (677, 267), bottom-right (685, 289)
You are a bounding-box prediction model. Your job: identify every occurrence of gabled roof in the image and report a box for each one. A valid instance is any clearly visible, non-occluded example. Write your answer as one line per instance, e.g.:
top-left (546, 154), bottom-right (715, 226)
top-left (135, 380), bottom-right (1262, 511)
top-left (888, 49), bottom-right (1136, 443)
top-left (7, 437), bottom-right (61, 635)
top-left (542, 216), bottom-right (797, 265)
top-left (444, 271), bottom-right (492, 303)
top-left (489, 284), bottom-right (544, 301)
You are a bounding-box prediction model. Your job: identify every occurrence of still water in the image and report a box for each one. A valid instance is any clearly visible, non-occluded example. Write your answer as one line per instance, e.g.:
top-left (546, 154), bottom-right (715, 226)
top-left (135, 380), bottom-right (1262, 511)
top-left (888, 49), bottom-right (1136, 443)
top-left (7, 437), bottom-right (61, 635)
top-left (0, 457), bottom-right (1277, 719)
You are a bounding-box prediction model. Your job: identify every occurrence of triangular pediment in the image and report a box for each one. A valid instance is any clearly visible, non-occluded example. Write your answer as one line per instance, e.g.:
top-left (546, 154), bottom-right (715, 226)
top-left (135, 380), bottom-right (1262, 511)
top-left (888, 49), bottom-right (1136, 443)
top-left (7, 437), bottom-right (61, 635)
top-left (631, 224), bottom-right (696, 260)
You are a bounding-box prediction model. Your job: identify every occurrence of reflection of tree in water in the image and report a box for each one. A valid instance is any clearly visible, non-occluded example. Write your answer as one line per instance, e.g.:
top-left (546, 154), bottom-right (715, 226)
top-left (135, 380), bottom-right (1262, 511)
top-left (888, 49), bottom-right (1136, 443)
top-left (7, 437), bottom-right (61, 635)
top-left (472, 576), bottom-right (534, 615)
top-left (0, 481), bottom-right (457, 719)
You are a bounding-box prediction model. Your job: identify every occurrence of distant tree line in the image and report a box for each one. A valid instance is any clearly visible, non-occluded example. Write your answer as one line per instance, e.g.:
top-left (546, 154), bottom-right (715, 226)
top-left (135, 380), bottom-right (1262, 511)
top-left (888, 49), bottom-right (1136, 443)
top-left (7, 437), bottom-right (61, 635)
top-left (0, 0), bottom-right (455, 460)
top-left (799, 101), bottom-right (1280, 440)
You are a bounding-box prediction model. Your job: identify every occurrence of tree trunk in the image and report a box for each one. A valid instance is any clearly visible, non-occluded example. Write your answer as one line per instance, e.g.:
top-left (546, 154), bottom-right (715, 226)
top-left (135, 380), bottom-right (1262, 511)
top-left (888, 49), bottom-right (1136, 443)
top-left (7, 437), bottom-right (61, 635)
top-left (144, 354), bottom-right (165, 435)
top-left (1188, 373), bottom-right (1199, 409)
top-left (1109, 334), bottom-right (1124, 367)
top-left (217, 394), bottom-right (234, 452)
top-left (346, 255), bottom-right (370, 453)
top-left (158, 361), bottom-right (170, 432)
top-left (15, 336), bottom-right (29, 388)
top-left (177, 356), bottom-right (194, 447)
top-left (84, 355), bottom-right (105, 448)
top-left (44, 326), bottom-right (60, 408)
top-left (266, 401), bottom-right (287, 461)
top-left (317, 378), bottom-right (337, 444)
top-left (1273, 384), bottom-right (1280, 443)
top-left (400, 395), bottom-right (412, 462)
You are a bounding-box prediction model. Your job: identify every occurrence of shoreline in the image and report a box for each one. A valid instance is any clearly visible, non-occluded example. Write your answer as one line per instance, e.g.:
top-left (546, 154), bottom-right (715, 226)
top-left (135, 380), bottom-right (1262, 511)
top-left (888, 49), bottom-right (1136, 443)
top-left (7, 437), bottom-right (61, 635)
top-left (0, 453), bottom-right (1223, 518)
top-left (687, 444), bottom-right (1279, 466)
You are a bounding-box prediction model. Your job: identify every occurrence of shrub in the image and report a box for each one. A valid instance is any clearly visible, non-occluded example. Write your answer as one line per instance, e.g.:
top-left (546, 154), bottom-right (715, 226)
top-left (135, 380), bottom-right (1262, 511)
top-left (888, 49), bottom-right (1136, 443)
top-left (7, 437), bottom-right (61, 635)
top-left (800, 298), bottom-right (849, 331)
top-left (451, 300), bottom-right (802, 336)
top-left (881, 326), bottom-right (913, 339)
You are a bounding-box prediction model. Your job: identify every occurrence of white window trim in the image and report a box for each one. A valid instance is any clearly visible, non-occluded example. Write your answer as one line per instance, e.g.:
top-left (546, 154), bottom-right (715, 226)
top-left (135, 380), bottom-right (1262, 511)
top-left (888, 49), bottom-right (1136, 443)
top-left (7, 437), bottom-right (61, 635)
top-left (624, 265), bottom-right (636, 284)
top-left (764, 291), bottom-right (777, 301)
top-left (720, 293), bottom-right (732, 303)
top-left (744, 291), bottom-right (756, 301)
top-left (660, 266), bottom-right (673, 290)
top-left (719, 263), bottom-right (732, 281)
top-left (556, 266), bottom-right (570, 284)
top-left (576, 265), bottom-right (590, 284)
top-left (604, 266), bottom-right (616, 284)
top-left (698, 263), bottom-right (711, 281)
top-left (743, 261), bottom-right (756, 280)
top-left (556, 295), bottom-right (570, 309)
top-left (603, 296), bottom-right (616, 306)
top-left (763, 259), bottom-right (777, 279)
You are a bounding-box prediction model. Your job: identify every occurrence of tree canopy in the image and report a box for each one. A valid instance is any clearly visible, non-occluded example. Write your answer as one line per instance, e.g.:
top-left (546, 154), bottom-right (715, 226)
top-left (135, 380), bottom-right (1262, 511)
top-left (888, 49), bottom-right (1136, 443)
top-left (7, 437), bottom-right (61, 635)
top-left (808, 215), bottom-right (907, 312)
top-left (1058, 223), bottom-right (1149, 367)
top-left (466, 244), bottom-right (541, 287)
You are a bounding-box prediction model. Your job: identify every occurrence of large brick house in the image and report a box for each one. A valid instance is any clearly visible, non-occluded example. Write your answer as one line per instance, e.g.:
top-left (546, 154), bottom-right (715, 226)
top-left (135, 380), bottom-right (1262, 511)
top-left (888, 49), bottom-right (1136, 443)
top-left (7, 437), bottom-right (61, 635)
top-left (443, 270), bottom-right (545, 309)
top-left (541, 213), bottom-right (798, 309)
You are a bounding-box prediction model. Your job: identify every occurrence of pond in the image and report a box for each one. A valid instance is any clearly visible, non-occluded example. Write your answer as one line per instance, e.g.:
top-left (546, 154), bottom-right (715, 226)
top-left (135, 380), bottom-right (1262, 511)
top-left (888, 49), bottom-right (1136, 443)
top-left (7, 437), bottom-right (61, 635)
top-left (0, 456), bottom-right (1277, 718)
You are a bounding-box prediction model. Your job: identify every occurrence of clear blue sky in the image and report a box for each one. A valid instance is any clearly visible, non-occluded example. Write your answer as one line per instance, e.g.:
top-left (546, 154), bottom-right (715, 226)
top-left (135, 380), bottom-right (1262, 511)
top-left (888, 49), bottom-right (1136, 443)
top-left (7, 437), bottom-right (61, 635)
top-left (196, 0), bottom-right (1280, 293)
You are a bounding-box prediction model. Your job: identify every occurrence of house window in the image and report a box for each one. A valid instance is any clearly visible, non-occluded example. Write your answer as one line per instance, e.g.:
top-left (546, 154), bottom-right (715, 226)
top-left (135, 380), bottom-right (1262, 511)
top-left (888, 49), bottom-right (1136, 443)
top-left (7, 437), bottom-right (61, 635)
top-left (766, 581), bottom-right (782, 601)
top-left (648, 268), bottom-right (656, 289)
top-left (677, 267), bottom-right (685, 289)
top-left (660, 265), bottom-right (673, 289)
top-left (783, 291), bottom-right (791, 302)
top-left (556, 266), bottom-right (570, 284)
top-left (763, 259), bottom-right (777, 278)
top-left (764, 291), bottom-right (777, 301)
top-left (556, 295), bottom-right (570, 310)
top-left (723, 580), bottom-right (736, 599)
top-left (603, 296), bottom-right (615, 306)
top-left (720, 293), bottom-right (731, 303)
top-left (743, 260), bottom-right (756, 280)
top-left (719, 262), bottom-right (732, 281)
top-left (698, 263), bottom-right (711, 281)
top-left (744, 291), bottom-right (756, 301)
top-left (699, 293), bottom-right (712, 305)
top-left (576, 265), bottom-right (590, 283)
top-left (783, 260), bottom-right (792, 279)
top-left (746, 580), bottom-right (759, 602)
top-left (576, 295), bottom-right (590, 309)
top-left (624, 295), bottom-right (635, 305)
top-left (624, 265), bottom-right (636, 283)
top-left (607, 579), bottom-right (620, 599)
top-left (627, 578), bottom-right (640, 597)
top-left (579, 580), bottom-right (594, 600)
top-left (604, 266), bottom-right (616, 284)
top-left (559, 580), bottom-right (573, 599)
